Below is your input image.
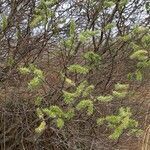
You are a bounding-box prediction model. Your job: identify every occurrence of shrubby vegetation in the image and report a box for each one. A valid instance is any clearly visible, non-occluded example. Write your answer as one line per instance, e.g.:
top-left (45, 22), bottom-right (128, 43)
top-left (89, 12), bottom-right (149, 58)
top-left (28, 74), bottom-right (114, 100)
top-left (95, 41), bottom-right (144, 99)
top-left (0, 0), bottom-right (149, 149)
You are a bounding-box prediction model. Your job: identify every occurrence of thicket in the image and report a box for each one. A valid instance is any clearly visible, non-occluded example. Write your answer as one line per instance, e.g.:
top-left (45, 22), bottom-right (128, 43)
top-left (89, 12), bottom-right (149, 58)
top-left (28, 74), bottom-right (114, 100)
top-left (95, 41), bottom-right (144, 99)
top-left (0, 0), bottom-right (150, 149)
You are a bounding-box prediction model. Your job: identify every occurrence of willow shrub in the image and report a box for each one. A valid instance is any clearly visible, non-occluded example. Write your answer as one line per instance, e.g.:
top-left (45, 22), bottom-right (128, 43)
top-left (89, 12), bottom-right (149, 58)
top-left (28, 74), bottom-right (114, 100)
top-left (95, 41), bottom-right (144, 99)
top-left (19, 25), bottom-right (149, 139)
top-left (18, 0), bottom-right (150, 141)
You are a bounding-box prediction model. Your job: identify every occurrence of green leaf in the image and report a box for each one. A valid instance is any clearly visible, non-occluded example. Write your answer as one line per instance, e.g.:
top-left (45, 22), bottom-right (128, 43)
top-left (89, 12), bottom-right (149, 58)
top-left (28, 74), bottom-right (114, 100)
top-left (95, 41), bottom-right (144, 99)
top-left (84, 51), bottom-right (100, 60)
top-left (104, 1), bottom-right (115, 8)
top-left (130, 50), bottom-right (148, 61)
top-left (75, 80), bottom-right (88, 96)
top-left (65, 78), bottom-right (75, 86)
top-left (105, 116), bottom-right (121, 124)
top-left (35, 96), bottom-right (43, 106)
top-left (112, 91), bottom-right (127, 99)
top-left (98, 107), bottom-right (140, 140)
top-left (63, 91), bottom-right (76, 104)
top-left (82, 85), bottom-right (94, 97)
top-left (64, 109), bottom-right (75, 120)
top-left (97, 118), bottom-right (105, 125)
top-left (142, 35), bottom-right (150, 46)
top-left (70, 19), bottom-right (76, 36)
top-left (35, 121), bottom-right (46, 133)
top-left (76, 99), bottom-right (94, 115)
top-left (79, 34), bottom-right (87, 42)
top-left (127, 73), bottom-right (133, 80)
top-left (130, 42), bottom-right (141, 51)
top-left (19, 67), bottom-right (30, 75)
top-left (36, 108), bottom-right (44, 119)
top-left (79, 30), bottom-right (99, 42)
top-left (56, 118), bottom-right (64, 129)
top-left (28, 77), bottom-right (42, 89)
top-left (7, 57), bottom-right (14, 66)
top-left (108, 116), bottom-right (129, 140)
top-left (68, 64), bottom-right (89, 74)
top-left (29, 64), bottom-right (37, 71)
top-left (83, 51), bottom-right (101, 66)
top-left (128, 120), bottom-right (138, 128)
top-left (33, 69), bottom-right (44, 79)
top-left (104, 23), bottom-right (115, 30)
top-left (137, 60), bottom-right (150, 68)
top-left (30, 15), bottom-right (43, 27)
top-left (64, 37), bottom-right (74, 48)
top-left (119, 34), bottom-right (131, 42)
top-left (43, 106), bottom-right (63, 118)
top-left (1, 14), bottom-right (8, 31)
top-left (114, 83), bottom-right (129, 91)
top-left (97, 95), bottom-right (113, 102)
top-left (109, 125), bottom-right (123, 140)
top-left (120, 0), bottom-right (128, 6)
top-left (133, 26), bottom-right (146, 34)
top-left (118, 107), bottom-right (132, 117)
top-left (135, 70), bottom-right (143, 81)
top-left (45, 0), bottom-right (58, 5)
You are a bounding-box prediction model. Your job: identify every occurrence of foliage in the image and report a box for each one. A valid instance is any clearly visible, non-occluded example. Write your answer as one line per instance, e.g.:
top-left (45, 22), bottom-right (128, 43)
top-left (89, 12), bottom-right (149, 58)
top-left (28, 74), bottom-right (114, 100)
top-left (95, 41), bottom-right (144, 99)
top-left (82, 85), bottom-right (94, 97)
top-left (114, 83), bottom-right (129, 91)
top-left (76, 99), bottom-right (94, 116)
top-left (35, 121), bottom-right (46, 133)
top-left (56, 118), bottom-right (64, 129)
top-left (79, 30), bottom-right (99, 42)
top-left (19, 64), bottom-right (44, 90)
top-left (97, 107), bottom-right (141, 140)
top-left (129, 31), bottom-right (149, 82)
top-left (97, 95), bottom-right (113, 102)
top-left (68, 64), bottom-right (89, 74)
top-left (130, 50), bottom-right (148, 61)
top-left (19, 53), bottom-right (140, 139)
top-left (1, 14), bottom-right (8, 31)
top-left (63, 91), bottom-right (76, 104)
top-left (18, 42), bottom-right (142, 141)
top-left (1, 0), bottom-right (148, 148)
top-left (30, 0), bottom-right (57, 27)
top-left (70, 19), bottom-right (76, 36)
top-left (43, 106), bottom-right (63, 118)
top-left (84, 51), bottom-right (101, 68)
